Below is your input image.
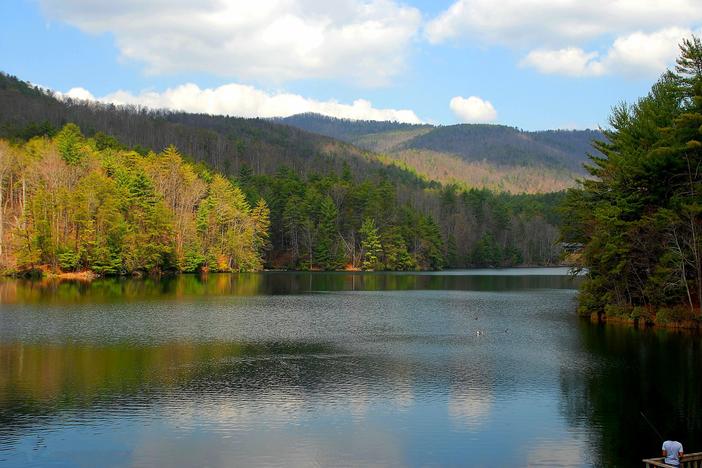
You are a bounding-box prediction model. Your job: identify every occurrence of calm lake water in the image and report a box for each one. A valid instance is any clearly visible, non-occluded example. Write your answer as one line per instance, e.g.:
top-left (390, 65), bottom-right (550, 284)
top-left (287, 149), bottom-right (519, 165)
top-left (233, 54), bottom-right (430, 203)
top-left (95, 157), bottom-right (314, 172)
top-left (0, 268), bottom-right (700, 467)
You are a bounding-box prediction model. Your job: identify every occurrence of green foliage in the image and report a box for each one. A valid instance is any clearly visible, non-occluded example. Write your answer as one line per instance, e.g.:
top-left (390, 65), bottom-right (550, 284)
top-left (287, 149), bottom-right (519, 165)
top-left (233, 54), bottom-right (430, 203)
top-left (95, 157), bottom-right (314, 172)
top-left (0, 70), bottom-right (568, 274)
top-left (360, 217), bottom-right (382, 270)
top-left (313, 196), bottom-right (340, 270)
top-left (57, 248), bottom-right (81, 272)
top-left (1, 125), bottom-right (269, 275)
top-left (562, 35), bottom-right (702, 319)
top-left (55, 123), bottom-right (85, 165)
top-left (93, 132), bottom-right (123, 151)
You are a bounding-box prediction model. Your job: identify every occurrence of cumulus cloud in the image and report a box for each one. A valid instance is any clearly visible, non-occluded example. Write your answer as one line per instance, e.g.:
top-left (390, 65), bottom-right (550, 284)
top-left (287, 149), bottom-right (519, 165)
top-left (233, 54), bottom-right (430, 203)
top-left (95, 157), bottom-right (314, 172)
top-left (520, 48), bottom-right (605, 77)
top-left (520, 27), bottom-right (696, 77)
top-left (427, 0), bottom-right (702, 78)
top-left (449, 96), bottom-right (497, 123)
top-left (603, 27), bottom-right (696, 76)
top-left (57, 82), bottom-right (423, 123)
top-left (38, 0), bottom-right (422, 86)
top-left (426, 0), bottom-right (702, 46)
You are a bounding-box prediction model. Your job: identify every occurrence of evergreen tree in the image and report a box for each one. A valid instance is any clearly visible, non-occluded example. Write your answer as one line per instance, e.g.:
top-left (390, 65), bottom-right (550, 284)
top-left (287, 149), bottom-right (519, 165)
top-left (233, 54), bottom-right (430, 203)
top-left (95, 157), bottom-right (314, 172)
top-left (314, 195), bottom-right (342, 270)
top-left (561, 35), bottom-right (702, 320)
top-left (55, 123), bottom-right (85, 165)
top-left (360, 217), bottom-right (382, 270)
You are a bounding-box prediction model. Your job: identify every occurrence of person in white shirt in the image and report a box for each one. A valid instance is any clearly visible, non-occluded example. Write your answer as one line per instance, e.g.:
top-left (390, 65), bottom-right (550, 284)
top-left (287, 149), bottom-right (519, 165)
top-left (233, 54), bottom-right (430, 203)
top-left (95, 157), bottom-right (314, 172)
top-left (662, 440), bottom-right (684, 466)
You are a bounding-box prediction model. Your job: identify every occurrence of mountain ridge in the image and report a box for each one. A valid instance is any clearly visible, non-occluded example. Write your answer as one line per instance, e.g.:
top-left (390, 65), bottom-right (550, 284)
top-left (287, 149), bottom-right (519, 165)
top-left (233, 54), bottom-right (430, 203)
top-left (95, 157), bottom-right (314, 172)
top-left (276, 112), bottom-right (602, 171)
top-left (276, 113), bottom-right (603, 192)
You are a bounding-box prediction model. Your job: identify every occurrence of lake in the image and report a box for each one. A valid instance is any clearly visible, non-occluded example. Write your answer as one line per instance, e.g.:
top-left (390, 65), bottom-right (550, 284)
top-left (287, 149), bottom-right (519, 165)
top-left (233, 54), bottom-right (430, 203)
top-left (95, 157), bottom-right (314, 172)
top-left (0, 268), bottom-right (700, 467)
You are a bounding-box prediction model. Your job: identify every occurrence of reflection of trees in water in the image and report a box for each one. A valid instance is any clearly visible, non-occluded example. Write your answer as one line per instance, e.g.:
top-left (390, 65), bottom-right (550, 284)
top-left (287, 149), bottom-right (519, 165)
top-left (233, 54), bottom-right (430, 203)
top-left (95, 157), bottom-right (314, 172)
top-left (0, 340), bottom-right (423, 445)
top-left (559, 322), bottom-right (702, 467)
top-left (0, 274), bottom-right (265, 304)
top-left (0, 272), bottom-right (578, 304)
top-left (0, 339), bottom-right (502, 451)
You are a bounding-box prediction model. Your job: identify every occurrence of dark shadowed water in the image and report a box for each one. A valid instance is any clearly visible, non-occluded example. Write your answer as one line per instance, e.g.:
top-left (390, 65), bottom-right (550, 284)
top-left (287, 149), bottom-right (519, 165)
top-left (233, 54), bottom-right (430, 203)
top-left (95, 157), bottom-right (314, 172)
top-left (0, 269), bottom-right (700, 467)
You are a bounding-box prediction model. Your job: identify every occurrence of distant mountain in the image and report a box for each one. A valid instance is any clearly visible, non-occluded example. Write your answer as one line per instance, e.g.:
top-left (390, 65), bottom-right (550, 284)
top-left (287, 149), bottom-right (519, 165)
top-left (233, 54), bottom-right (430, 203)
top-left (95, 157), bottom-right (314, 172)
top-left (277, 113), bottom-right (604, 192)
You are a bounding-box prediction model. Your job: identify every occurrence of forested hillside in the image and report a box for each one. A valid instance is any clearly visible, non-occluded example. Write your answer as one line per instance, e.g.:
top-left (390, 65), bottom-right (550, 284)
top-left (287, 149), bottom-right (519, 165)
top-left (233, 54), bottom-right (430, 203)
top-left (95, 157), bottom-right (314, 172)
top-left (562, 37), bottom-right (702, 326)
top-left (273, 113), bottom-right (431, 142)
top-left (0, 74), bottom-right (424, 187)
top-left (0, 72), bottom-right (566, 272)
top-left (278, 113), bottom-right (603, 193)
top-left (399, 125), bottom-right (599, 171)
top-left (0, 126), bottom-right (269, 275)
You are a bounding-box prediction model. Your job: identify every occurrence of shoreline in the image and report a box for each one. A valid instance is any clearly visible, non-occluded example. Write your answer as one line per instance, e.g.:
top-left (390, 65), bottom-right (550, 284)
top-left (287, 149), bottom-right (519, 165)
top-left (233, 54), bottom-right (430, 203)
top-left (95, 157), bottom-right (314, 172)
top-left (2, 264), bottom-right (573, 279)
top-left (585, 310), bottom-right (702, 331)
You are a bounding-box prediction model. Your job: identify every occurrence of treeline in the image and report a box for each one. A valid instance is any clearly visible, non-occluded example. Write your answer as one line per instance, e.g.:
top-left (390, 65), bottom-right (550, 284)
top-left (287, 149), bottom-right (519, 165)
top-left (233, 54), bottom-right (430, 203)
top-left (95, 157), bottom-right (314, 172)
top-left (276, 113), bottom-right (430, 141)
top-left (562, 37), bottom-right (702, 324)
top-left (432, 186), bottom-right (563, 267)
top-left (0, 126), bottom-right (565, 274)
top-left (239, 169), bottom-right (563, 269)
top-left (0, 125), bottom-right (269, 275)
top-left (0, 72), bottom-right (566, 270)
top-left (240, 165), bottom-right (444, 270)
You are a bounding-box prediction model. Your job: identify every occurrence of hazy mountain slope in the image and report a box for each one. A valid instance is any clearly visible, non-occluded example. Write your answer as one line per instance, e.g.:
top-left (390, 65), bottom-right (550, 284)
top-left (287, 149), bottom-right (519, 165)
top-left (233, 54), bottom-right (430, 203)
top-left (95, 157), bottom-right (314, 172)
top-left (353, 128), bottom-right (433, 153)
top-left (383, 149), bottom-right (578, 193)
top-left (278, 113), bottom-right (603, 192)
top-left (399, 124), bottom-right (600, 172)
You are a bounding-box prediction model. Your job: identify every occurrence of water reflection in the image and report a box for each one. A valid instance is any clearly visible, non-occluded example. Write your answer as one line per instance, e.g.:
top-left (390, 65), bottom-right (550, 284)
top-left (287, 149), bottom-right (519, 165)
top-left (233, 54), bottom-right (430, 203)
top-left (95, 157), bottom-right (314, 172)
top-left (4, 269), bottom-right (691, 467)
top-left (448, 386), bottom-right (493, 431)
top-left (0, 269), bottom-right (579, 305)
top-left (559, 322), bottom-right (702, 467)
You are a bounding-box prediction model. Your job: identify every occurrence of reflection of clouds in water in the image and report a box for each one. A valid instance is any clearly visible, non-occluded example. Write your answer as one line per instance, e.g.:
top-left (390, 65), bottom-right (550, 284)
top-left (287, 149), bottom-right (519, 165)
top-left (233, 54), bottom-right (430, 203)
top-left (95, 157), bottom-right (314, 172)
top-left (391, 381), bottom-right (414, 411)
top-left (158, 380), bottom-right (415, 431)
top-left (131, 426), bottom-right (406, 468)
top-left (160, 390), bottom-right (306, 431)
top-left (526, 440), bottom-right (587, 467)
top-left (448, 386), bottom-right (493, 430)
top-left (135, 396), bottom-right (407, 468)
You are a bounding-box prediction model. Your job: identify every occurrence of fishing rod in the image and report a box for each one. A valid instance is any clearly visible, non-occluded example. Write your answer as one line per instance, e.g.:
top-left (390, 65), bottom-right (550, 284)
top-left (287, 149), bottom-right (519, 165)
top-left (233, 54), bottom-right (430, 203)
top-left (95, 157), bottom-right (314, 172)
top-left (640, 411), bottom-right (664, 441)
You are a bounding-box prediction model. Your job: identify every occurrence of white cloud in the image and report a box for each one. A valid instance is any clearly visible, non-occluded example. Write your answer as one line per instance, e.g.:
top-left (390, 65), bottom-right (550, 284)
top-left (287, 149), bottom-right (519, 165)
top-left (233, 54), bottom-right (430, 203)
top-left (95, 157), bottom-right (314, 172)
top-left (520, 48), bottom-right (605, 77)
top-left (57, 82), bottom-right (423, 123)
top-left (427, 0), bottom-right (702, 78)
top-left (604, 27), bottom-right (695, 76)
top-left (38, 0), bottom-right (422, 86)
top-left (425, 0), bottom-right (702, 46)
top-left (63, 87), bottom-right (96, 101)
top-left (449, 96), bottom-right (497, 123)
top-left (520, 27), bottom-right (696, 77)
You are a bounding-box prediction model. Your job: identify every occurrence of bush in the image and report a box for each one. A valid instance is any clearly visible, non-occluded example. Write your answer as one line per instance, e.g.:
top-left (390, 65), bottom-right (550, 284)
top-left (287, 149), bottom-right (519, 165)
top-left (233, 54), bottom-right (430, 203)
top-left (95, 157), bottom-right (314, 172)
top-left (58, 249), bottom-right (81, 271)
top-left (604, 303), bottom-right (631, 318)
top-left (630, 306), bottom-right (655, 325)
top-left (655, 306), bottom-right (689, 324)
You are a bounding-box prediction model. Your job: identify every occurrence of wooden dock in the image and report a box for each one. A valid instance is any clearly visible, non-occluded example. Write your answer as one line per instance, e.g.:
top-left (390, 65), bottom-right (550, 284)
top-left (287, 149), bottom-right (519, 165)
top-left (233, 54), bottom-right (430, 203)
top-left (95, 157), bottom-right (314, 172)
top-left (643, 452), bottom-right (702, 467)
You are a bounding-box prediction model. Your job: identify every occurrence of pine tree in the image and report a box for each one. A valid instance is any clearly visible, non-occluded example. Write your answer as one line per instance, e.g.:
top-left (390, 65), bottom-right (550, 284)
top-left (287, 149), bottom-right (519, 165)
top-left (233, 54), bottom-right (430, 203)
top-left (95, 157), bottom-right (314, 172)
top-left (252, 198), bottom-right (271, 252)
top-left (314, 195), bottom-right (342, 270)
top-left (360, 217), bottom-right (382, 270)
top-left (561, 35), bottom-right (702, 320)
top-left (55, 123), bottom-right (85, 165)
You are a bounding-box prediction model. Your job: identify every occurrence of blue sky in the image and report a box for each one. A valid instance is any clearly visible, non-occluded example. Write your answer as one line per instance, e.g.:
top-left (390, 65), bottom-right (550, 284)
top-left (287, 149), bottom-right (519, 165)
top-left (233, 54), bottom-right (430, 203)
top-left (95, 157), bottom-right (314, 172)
top-left (1, 0), bottom-right (700, 130)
